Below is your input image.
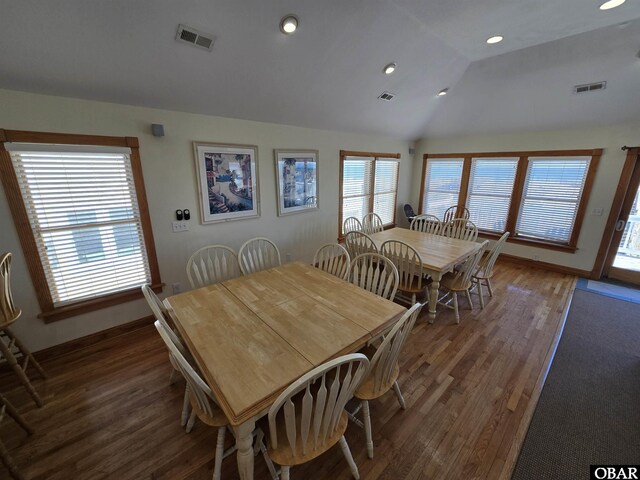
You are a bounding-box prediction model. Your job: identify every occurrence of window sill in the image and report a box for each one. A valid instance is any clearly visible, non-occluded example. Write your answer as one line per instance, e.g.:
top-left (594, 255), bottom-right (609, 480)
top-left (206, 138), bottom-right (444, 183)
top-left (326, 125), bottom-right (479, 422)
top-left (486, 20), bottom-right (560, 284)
top-left (38, 283), bottom-right (164, 323)
top-left (478, 231), bottom-right (577, 253)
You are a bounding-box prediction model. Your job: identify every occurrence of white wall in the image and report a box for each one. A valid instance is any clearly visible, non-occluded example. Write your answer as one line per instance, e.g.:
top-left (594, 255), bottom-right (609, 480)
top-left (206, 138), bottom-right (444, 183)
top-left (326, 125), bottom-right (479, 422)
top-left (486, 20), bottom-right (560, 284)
top-left (413, 123), bottom-right (640, 272)
top-left (0, 89), bottom-right (413, 351)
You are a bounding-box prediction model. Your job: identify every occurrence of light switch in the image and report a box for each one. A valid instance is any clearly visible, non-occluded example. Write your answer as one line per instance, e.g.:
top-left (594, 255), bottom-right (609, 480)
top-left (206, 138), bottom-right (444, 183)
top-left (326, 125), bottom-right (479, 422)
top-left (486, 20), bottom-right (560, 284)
top-left (591, 208), bottom-right (603, 216)
top-left (172, 221), bottom-right (189, 232)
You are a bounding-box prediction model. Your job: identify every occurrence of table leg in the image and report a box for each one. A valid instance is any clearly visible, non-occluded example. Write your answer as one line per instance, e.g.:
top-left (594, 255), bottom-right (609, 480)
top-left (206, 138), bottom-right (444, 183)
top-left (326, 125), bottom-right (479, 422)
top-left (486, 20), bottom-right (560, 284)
top-left (428, 275), bottom-right (441, 324)
top-left (233, 419), bottom-right (256, 480)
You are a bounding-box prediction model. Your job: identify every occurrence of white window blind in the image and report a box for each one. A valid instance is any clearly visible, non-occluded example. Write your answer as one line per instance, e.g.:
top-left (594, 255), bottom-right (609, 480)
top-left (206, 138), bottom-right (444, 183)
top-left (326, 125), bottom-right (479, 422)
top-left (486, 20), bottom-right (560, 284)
top-left (516, 156), bottom-right (591, 243)
top-left (422, 158), bottom-right (463, 219)
top-left (8, 143), bottom-right (152, 306)
top-left (466, 157), bottom-right (518, 232)
top-left (342, 157), bottom-right (373, 233)
top-left (373, 159), bottom-right (399, 225)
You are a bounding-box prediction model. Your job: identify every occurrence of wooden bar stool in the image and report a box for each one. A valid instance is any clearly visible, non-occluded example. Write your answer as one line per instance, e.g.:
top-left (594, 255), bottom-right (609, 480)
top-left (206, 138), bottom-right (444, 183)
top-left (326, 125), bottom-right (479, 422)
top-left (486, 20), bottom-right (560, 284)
top-left (0, 392), bottom-right (33, 480)
top-left (0, 253), bottom-right (47, 407)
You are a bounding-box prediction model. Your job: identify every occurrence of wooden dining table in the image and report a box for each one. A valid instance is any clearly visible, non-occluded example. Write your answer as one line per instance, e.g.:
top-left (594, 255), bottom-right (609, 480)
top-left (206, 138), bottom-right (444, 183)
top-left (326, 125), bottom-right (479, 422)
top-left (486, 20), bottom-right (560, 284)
top-left (368, 227), bottom-right (481, 322)
top-left (163, 261), bottom-right (406, 480)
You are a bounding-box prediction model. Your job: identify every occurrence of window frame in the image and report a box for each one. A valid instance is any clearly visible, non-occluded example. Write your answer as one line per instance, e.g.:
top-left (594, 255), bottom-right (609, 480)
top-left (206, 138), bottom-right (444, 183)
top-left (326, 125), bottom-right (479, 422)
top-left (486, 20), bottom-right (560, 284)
top-left (0, 129), bottom-right (162, 323)
top-left (419, 149), bottom-right (602, 252)
top-left (338, 150), bottom-right (401, 240)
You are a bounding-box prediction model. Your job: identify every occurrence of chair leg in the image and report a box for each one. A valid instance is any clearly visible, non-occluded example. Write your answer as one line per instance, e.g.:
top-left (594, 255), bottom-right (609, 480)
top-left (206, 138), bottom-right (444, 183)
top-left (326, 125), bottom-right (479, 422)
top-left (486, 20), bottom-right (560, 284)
top-left (281, 466), bottom-right (291, 480)
top-left (452, 293), bottom-right (460, 324)
top-left (392, 381), bottom-right (406, 410)
top-left (181, 386), bottom-right (191, 427)
top-left (0, 438), bottom-right (23, 480)
top-left (0, 334), bottom-right (43, 407)
top-left (212, 426), bottom-right (226, 480)
top-left (361, 400), bottom-right (374, 459)
top-left (0, 394), bottom-right (32, 435)
top-left (411, 293), bottom-right (416, 306)
top-left (477, 280), bottom-right (485, 309)
top-left (186, 410), bottom-right (196, 433)
top-left (4, 328), bottom-right (47, 378)
top-left (465, 289), bottom-right (473, 309)
top-left (338, 436), bottom-right (360, 479)
top-left (169, 368), bottom-right (178, 385)
top-left (486, 278), bottom-right (494, 297)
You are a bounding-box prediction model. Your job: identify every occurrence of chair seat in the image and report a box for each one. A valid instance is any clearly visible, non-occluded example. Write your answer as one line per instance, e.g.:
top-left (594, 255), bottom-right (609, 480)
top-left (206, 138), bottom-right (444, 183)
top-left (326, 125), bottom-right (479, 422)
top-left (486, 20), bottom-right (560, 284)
top-left (472, 268), bottom-right (492, 280)
top-left (0, 309), bottom-right (21, 329)
top-left (440, 271), bottom-right (472, 292)
top-left (263, 408), bottom-right (349, 467)
top-left (354, 345), bottom-right (399, 401)
top-left (189, 394), bottom-right (228, 427)
top-left (397, 275), bottom-right (425, 294)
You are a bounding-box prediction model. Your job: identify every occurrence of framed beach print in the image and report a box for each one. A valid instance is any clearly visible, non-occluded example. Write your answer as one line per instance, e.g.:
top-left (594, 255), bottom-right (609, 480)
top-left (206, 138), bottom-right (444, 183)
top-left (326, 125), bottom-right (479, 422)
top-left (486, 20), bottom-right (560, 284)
top-left (274, 149), bottom-right (319, 216)
top-left (193, 142), bottom-right (260, 223)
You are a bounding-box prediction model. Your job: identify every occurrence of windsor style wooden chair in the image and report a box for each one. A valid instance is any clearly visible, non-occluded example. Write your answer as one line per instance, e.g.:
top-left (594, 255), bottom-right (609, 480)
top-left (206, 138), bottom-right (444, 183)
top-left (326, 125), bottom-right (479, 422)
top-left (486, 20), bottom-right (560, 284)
top-left (187, 245), bottom-right (240, 289)
top-left (238, 238), bottom-right (282, 275)
top-left (0, 253), bottom-right (47, 407)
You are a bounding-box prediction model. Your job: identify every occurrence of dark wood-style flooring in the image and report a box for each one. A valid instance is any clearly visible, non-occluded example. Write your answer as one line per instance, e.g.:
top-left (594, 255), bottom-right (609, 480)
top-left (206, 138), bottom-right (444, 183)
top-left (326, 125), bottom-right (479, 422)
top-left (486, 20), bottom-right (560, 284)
top-left (0, 260), bottom-right (575, 479)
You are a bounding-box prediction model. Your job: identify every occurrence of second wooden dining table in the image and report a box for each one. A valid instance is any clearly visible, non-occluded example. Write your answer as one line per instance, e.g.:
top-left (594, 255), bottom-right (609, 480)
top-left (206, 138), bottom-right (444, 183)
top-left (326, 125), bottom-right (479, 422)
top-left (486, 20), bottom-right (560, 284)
top-left (164, 261), bottom-right (406, 480)
top-left (368, 227), bottom-right (481, 322)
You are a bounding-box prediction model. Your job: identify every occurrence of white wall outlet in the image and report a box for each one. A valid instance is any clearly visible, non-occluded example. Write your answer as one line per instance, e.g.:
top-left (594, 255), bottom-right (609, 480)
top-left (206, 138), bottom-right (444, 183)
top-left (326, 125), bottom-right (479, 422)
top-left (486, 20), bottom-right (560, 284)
top-left (591, 208), bottom-right (603, 216)
top-left (172, 221), bottom-right (189, 232)
top-left (172, 283), bottom-right (181, 294)
top-left (532, 255), bottom-right (540, 261)
top-left (286, 253), bottom-right (292, 262)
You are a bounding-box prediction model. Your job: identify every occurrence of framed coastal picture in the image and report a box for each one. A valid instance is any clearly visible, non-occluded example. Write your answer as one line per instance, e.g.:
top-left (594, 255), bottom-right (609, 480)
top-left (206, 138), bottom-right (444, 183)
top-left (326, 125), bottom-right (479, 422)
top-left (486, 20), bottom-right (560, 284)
top-left (193, 142), bottom-right (260, 223)
top-left (274, 149), bottom-right (319, 216)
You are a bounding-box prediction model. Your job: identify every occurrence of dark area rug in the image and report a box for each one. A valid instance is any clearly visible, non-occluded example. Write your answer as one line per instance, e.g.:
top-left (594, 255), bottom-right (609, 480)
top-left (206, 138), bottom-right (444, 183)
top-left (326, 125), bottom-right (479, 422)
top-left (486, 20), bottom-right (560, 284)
top-left (512, 289), bottom-right (640, 479)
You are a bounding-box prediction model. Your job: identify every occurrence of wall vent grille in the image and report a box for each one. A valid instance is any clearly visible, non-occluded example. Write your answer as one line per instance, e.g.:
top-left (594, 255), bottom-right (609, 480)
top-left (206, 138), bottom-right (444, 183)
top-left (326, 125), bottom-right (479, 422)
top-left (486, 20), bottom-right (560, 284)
top-left (176, 24), bottom-right (215, 51)
top-left (378, 91), bottom-right (396, 101)
top-left (573, 81), bottom-right (606, 94)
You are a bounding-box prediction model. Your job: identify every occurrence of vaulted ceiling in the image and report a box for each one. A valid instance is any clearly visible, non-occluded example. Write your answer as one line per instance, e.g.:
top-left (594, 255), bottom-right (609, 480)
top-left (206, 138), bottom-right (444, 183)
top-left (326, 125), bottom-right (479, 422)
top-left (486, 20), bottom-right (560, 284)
top-left (0, 0), bottom-right (638, 140)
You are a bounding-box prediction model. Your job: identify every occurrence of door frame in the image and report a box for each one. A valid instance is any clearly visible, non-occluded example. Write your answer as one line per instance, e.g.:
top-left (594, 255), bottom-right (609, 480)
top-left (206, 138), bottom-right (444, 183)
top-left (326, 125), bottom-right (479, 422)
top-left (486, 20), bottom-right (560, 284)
top-left (591, 147), bottom-right (640, 281)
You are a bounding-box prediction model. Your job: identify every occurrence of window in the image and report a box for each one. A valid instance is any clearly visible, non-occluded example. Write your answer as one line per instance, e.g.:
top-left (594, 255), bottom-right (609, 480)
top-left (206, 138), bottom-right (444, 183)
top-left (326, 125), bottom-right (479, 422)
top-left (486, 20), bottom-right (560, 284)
top-left (516, 156), bottom-right (591, 243)
top-left (467, 157), bottom-right (518, 233)
top-left (339, 151), bottom-right (400, 236)
top-left (420, 149), bottom-right (601, 250)
top-left (0, 130), bottom-right (161, 322)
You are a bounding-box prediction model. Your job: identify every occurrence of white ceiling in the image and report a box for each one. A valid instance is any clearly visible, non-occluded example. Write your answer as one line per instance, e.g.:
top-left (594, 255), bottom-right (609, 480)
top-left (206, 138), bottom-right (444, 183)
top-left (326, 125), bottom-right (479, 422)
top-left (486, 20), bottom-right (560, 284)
top-left (0, 0), bottom-right (638, 140)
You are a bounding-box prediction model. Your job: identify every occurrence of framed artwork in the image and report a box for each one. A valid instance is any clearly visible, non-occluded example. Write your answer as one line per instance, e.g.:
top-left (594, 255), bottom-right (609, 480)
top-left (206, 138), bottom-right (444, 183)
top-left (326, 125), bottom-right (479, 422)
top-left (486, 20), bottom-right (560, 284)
top-left (274, 149), bottom-right (319, 216)
top-left (193, 142), bottom-right (260, 223)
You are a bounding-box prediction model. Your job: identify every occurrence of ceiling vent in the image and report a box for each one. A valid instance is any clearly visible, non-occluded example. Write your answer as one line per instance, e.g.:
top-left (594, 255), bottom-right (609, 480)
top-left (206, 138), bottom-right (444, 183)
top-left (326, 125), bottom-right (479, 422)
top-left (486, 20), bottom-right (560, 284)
top-left (378, 91), bottom-right (396, 101)
top-left (176, 24), bottom-right (215, 51)
top-left (573, 81), bottom-right (606, 94)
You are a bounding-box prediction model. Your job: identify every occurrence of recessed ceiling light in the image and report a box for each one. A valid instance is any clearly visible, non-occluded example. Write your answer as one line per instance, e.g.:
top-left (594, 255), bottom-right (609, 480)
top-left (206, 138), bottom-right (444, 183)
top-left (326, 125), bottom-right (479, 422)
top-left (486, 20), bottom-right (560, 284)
top-left (437, 88), bottom-right (449, 97)
top-left (486, 35), bottom-right (504, 44)
top-left (599, 0), bottom-right (625, 10)
top-left (383, 63), bottom-right (397, 75)
top-left (280, 15), bottom-right (299, 34)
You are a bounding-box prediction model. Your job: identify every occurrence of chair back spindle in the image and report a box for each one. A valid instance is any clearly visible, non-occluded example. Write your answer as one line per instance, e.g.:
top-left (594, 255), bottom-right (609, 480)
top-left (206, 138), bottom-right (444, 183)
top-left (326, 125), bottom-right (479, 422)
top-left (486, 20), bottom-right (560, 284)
top-left (380, 240), bottom-right (423, 293)
top-left (268, 354), bottom-right (369, 457)
top-left (313, 244), bottom-right (351, 280)
top-left (348, 253), bottom-right (399, 301)
top-left (362, 213), bottom-right (384, 235)
top-left (187, 245), bottom-right (240, 288)
top-left (367, 302), bottom-right (423, 396)
top-left (343, 217), bottom-right (362, 235)
top-left (478, 232), bottom-right (510, 277)
top-left (154, 320), bottom-right (219, 418)
top-left (344, 231), bottom-right (377, 259)
top-left (238, 237), bottom-right (282, 275)
top-left (0, 253), bottom-right (20, 326)
top-left (443, 219), bottom-right (478, 242)
top-left (443, 205), bottom-right (470, 223)
top-left (409, 215), bottom-right (441, 235)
